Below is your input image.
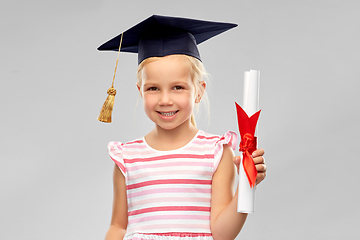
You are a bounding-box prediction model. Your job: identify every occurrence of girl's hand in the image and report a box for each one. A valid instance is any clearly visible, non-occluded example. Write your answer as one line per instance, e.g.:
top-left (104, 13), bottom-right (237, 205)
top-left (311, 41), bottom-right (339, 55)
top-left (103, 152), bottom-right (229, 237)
top-left (233, 148), bottom-right (267, 185)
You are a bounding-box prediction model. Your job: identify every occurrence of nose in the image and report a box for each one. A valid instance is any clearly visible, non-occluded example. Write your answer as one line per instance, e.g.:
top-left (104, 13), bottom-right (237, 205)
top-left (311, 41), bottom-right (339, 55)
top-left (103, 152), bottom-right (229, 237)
top-left (159, 90), bottom-right (173, 106)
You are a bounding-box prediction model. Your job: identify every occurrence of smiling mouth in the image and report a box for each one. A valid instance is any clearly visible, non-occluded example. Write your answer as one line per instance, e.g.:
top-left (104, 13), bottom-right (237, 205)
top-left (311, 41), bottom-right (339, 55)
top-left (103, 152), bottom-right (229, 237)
top-left (157, 111), bottom-right (179, 117)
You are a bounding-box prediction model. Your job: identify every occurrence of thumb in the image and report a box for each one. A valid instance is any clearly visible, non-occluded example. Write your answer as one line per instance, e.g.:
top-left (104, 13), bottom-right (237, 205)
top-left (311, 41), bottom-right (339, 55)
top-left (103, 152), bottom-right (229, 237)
top-left (233, 156), bottom-right (241, 174)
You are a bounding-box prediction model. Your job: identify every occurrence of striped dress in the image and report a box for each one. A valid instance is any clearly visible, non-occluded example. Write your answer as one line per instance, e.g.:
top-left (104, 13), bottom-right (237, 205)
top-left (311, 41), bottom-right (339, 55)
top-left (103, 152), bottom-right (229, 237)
top-left (108, 130), bottom-right (237, 240)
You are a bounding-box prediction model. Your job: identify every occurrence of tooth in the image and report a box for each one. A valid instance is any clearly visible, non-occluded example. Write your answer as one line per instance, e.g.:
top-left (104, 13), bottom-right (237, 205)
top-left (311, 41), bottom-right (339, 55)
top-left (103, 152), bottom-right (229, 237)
top-left (161, 111), bottom-right (176, 116)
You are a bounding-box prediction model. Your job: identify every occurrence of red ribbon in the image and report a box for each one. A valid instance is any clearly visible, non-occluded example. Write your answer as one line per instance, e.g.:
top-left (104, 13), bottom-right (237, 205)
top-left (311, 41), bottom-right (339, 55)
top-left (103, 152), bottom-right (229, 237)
top-left (235, 102), bottom-right (261, 188)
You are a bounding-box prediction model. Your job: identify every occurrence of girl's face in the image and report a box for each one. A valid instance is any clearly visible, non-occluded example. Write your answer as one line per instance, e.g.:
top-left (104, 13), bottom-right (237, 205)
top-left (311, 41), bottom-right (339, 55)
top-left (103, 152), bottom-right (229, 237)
top-left (138, 55), bottom-right (199, 131)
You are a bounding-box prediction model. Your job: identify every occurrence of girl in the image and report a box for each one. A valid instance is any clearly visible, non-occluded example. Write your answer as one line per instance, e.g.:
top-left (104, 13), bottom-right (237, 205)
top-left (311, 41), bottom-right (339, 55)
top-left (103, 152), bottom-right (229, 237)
top-left (100, 15), bottom-right (267, 240)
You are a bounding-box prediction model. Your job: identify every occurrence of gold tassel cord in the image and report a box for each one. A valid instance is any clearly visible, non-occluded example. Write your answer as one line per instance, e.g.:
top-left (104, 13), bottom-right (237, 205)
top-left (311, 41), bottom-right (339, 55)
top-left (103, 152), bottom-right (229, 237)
top-left (98, 33), bottom-right (124, 123)
top-left (97, 87), bottom-right (117, 123)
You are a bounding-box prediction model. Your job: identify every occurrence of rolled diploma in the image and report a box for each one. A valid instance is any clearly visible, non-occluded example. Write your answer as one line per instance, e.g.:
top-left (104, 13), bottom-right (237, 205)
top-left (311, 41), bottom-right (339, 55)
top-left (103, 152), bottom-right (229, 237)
top-left (237, 70), bottom-right (260, 213)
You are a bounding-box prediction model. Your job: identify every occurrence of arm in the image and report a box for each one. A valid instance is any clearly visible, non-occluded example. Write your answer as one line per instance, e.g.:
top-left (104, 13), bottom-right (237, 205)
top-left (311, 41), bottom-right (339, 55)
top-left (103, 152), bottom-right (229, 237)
top-left (210, 145), bottom-right (247, 240)
top-left (210, 147), bottom-right (266, 240)
top-left (105, 164), bottom-right (128, 240)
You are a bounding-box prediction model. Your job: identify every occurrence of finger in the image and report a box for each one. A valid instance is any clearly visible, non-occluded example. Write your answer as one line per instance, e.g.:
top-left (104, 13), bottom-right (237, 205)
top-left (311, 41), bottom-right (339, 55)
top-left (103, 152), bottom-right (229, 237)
top-left (233, 156), bottom-right (240, 174)
top-left (253, 156), bottom-right (265, 165)
top-left (256, 172), bottom-right (266, 185)
top-left (233, 156), bottom-right (241, 165)
top-left (252, 148), bottom-right (265, 158)
top-left (256, 163), bottom-right (267, 173)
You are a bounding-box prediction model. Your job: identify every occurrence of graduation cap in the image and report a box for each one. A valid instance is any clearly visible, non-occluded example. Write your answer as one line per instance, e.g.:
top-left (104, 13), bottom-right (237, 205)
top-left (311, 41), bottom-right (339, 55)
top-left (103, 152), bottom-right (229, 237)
top-left (97, 15), bottom-right (237, 123)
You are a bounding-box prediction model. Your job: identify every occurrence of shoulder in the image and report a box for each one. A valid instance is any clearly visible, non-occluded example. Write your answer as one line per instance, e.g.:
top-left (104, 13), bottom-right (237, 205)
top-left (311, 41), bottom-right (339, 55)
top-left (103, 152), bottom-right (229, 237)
top-left (199, 130), bottom-right (237, 144)
top-left (108, 137), bottom-right (145, 151)
top-left (197, 130), bottom-right (237, 145)
top-left (107, 137), bottom-right (145, 176)
top-left (212, 144), bottom-right (235, 193)
top-left (199, 130), bottom-right (237, 173)
top-left (107, 137), bottom-right (145, 162)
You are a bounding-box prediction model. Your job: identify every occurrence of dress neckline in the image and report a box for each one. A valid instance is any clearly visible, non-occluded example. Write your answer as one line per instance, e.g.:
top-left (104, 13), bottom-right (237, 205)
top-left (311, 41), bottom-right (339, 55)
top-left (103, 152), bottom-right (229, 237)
top-left (142, 130), bottom-right (201, 152)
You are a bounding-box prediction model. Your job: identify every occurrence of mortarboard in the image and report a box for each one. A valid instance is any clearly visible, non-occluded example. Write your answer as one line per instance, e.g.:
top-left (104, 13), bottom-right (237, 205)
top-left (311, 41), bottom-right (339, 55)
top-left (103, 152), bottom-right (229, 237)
top-left (98, 15), bottom-right (238, 64)
top-left (97, 15), bottom-right (237, 123)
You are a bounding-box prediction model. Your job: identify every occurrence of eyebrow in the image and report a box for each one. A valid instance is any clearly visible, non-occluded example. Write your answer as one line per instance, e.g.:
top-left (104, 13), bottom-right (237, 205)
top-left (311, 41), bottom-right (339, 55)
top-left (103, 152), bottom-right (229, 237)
top-left (142, 82), bottom-right (158, 88)
top-left (173, 80), bottom-right (190, 85)
top-left (143, 80), bottom-right (190, 87)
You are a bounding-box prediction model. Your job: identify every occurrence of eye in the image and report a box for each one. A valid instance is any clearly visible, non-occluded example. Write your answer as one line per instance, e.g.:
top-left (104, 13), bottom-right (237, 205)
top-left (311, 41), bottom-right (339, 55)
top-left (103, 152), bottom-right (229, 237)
top-left (173, 85), bottom-right (184, 90)
top-left (147, 87), bottom-right (159, 91)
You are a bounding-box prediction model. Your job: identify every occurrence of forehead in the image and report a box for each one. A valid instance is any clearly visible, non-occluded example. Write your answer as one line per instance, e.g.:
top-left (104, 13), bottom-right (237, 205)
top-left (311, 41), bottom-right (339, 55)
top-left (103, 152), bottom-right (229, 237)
top-left (142, 55), bottom-right (191, 80)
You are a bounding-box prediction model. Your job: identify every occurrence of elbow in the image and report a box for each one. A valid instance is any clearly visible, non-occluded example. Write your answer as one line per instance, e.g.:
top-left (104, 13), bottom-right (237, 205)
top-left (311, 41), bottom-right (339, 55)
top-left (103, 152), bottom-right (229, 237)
top-left (211, 227), bottom-right (238, 240)
top-left (211, 233), bottom-right (237, 240)
top-left (211, 231), bottom-right (223, 240)
top-left (105, 224), bottom-right (127, 240)
top-left (211, 222), bottom-right (244, 240)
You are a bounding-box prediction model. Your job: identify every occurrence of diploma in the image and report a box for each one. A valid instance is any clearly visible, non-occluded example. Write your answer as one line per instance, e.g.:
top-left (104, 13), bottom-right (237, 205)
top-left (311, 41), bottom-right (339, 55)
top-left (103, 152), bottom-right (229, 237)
top-left (236, 70), bottom-right (260, 213)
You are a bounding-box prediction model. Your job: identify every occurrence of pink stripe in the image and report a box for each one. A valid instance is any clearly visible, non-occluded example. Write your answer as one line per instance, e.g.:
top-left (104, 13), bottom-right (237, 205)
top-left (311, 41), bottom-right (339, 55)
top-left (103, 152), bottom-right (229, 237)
top-left (110, 156), bottom-right (126, 174)
top-left (127, 161), bottom-right (213, 171)
top-left (116, 144), bottom-right (123, 149)
top-left (128, 206), bottom-right (210, 216)
top-left (191, 140), bottom-right (215, 145)
top-left (213, 133), bottom-right (235, 163)
top-left (129, 233), bottom-right (212, 239)
top-left (124, 154), bottom-right (213, 164)
top-left (127, 187), bottom-right (211, 198)
top-left (127, 223), bottom-right (211, 232)
top-left (153, 233), bottom-right (212, 237)
top-left (141, 233), bottom-right (212, 237)
top-left (217, 136), bottom-right (226, 142)
top-left (132, 237), bottom-right (150, 240)
top-left (128, 214), bottom-right (210, 224)
top-left (214, 146), bottom-right (222, 157)
top-left (127, 140), bottom-right (144, 145)
top-left (127, 179), bottom-right (211, 190)
top-left (129, 170), bottom-right (212, 181)
top-left (197, 135), bottom-right (219, 140)
top-left (111, 142), bottom-right (123, 149)
top-left (122, 150), bottom-right (154, 156)
top-left (129, 197), bottom-right (210, 208)
top-left (123, 144), bottom-right (148, 150)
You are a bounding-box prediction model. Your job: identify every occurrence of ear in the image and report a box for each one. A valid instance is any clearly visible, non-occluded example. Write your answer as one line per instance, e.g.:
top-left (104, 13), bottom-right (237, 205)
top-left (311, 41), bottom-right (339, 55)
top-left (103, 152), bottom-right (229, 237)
top-left (136, 82), bottom-right (143, 97)
top-left (195, 81), bottom-right (207, 103)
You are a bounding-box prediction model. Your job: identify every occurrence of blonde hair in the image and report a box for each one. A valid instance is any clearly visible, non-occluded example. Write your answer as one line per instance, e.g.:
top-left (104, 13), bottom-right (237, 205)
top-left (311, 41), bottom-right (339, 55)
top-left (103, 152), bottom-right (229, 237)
top-left (137, 54), bottom-right (209, 127)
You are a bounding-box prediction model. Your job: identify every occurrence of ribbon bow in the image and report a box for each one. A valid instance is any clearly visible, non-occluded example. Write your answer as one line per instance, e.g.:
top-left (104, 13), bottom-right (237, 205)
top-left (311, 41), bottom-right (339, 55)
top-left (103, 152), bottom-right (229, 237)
top-left (235, 102), bottom-right (261, 188)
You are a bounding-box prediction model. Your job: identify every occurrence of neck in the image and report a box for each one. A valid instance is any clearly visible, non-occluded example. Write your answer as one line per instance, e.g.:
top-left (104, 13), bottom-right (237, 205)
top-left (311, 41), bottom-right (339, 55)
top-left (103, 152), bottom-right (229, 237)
top-left (156, 118), bottom-right (198, 139)
top-left (146, 119), bottom-right (199, 151)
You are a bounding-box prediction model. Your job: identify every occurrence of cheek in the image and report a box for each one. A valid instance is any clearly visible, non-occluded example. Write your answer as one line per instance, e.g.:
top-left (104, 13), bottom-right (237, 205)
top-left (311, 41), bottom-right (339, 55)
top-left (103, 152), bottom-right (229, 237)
top-left (142, 94), bottom-right (159, 114)
top-left (177, 92), bottom-right (196, 109)
top-left (143, 94), bottom-right (154, 107)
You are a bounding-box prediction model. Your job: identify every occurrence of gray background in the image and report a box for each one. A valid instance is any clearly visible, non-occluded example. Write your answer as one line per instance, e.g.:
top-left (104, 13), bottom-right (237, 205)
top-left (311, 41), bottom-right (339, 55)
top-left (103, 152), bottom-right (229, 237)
top-left (1, 0), bottom-right (359, 239)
